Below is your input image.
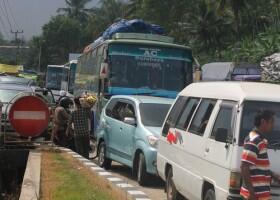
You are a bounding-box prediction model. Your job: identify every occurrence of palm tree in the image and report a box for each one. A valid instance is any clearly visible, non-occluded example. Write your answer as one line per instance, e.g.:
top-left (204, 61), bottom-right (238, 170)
top-left (57, 0), bottom-right (92, 23)
top-left (218, 0), bottom-right (247, 40)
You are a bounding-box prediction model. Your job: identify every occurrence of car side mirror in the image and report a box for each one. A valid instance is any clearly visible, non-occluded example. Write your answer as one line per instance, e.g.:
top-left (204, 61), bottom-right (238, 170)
top-left (215, 128), bottom-right (228, 143)
top-left (124, 117), bottom-right (136, 126)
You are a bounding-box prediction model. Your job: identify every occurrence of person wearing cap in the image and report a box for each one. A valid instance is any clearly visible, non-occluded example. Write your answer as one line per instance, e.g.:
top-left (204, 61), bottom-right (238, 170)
top-left (67, 96), bottom-right (92, 158)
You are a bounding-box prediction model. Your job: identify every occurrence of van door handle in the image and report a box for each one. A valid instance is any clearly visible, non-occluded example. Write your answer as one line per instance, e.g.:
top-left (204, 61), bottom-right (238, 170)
top-left (205, 148), bottom-right (210, 153)
top-left (120, 127), bottom-right (123, 131)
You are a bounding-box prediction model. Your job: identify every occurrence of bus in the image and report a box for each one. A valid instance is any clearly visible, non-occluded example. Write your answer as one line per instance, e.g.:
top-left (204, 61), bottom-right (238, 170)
top-left (45, 65), bottom-right (71, 101)
top-left (64, 60), bottom-right (77, 94)
top-left (77, 33), bottom-right (193, 115)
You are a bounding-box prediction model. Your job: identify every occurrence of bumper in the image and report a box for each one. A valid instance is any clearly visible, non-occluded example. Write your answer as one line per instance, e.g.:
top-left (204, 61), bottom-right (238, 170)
top-left (144, 147), bottom-right (157, 175)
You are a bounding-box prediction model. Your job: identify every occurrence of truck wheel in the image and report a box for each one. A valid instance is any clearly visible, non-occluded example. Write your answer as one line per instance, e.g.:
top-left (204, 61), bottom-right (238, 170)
top-left (166, 168), bottom-right (182, 200)
top-left (204, 188), bottom-right (216, 200)
top-left (98, 142), bottom-right (112, 169)
top-left (137, 153), bottom-right (149, 186)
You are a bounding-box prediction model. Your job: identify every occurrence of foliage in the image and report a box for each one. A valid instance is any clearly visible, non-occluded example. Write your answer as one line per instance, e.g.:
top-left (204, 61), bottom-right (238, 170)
top-left (25, 0), bottom-right (280, 71)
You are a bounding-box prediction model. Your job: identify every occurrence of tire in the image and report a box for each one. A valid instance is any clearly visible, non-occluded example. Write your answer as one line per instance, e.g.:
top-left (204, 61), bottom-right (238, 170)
top-left (166, 168), bottom-right (183, 200)
top-left (204, 188), bottom-right (216, 200)
top-left (98, 142), bottom-right (112, 169)
top-left (137, 153), bottom-right (149, 186)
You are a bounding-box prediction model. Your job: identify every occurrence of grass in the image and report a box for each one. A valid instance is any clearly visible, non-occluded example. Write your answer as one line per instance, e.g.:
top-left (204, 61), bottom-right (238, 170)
top-left (41, 152), bottom-right (114, 200)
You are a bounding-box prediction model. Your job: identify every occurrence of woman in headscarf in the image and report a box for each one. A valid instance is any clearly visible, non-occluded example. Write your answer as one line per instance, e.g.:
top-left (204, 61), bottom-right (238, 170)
top-left (51, 97), bottom-right (73, 147)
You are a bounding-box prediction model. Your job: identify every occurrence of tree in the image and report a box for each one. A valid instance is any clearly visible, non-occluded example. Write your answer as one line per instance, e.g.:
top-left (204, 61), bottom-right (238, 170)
top-left (218, 0), bottom-right (247, 40)
top-left (26, 16), bottom-right (82, 71)
top-left (57, 0), bottom-right (92, 23)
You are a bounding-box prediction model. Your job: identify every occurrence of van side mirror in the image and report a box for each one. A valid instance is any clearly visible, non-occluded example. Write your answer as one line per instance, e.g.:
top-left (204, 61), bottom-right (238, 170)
top-left (124, 117), bottom-right (136, 126)
top-left (215, 128), bottom-right (228, 143)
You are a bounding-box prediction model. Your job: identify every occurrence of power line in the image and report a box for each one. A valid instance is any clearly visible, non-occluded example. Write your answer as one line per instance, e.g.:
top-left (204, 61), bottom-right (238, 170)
top-left (1, 0), bottom-right (12, 31)
top-left (0, 6), bottom-right (9, 38)
top-left (5, 0), bottom-right (20, 30)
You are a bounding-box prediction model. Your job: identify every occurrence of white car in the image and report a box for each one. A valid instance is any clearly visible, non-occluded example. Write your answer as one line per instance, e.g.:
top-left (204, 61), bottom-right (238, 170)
top-left (157, 82), bottom-right (280, 200)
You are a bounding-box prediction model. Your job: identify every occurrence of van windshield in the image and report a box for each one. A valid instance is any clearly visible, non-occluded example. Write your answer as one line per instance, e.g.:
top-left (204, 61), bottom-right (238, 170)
top-left (239, 101), bottom-right (280, 147)
top-left (140, 103), bottom-right (171, 127)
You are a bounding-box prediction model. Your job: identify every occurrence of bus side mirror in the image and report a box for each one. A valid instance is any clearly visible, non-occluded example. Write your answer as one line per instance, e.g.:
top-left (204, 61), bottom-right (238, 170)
top-left (100, 63), bottom-right (109, 79)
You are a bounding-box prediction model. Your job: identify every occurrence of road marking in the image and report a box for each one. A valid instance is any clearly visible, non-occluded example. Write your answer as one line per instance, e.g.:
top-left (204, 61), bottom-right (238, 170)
top-left (90, 166), bottom-right (103, 171)
top-left (135, 198), bottom-right (151, 200)
top-left (98, 172), bottom-right (112, 176)
top-left (116, 183), bottom-right (133, 188)
top-left (107, 177), bottom-right (123, 182)
top-left (84, 162), bottom-right (96, 166)
top-left (128, 190), bottom-right (146, 195)
top-left (78, 158), bottom-right (89, 162)
top-left (13, 111), bottom-right (46, 120)
top-left (72, 155), bottom-right (82, 158)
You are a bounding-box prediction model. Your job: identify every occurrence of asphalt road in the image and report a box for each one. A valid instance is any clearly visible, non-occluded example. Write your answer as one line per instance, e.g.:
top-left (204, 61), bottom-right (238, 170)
top-left (89, 150), bottom-right (167, 200)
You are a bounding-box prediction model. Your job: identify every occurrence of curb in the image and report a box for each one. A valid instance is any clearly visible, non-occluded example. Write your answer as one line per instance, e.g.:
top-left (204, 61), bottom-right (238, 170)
top-left (59, 147), bottom-right (152, 200)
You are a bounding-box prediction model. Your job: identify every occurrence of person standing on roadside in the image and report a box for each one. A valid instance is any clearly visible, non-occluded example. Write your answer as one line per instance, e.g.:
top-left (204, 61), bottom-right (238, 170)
top-left (67, 96), bottom-right (92, 158)
top-left (240, 110), bottom-right (280, 200)
top-left (51, 97), bottom-right (72, 147)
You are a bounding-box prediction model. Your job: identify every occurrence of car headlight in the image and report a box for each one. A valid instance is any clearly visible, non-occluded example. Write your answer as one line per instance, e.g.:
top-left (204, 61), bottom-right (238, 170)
top-left (147, 135), bottom-right (159, 148)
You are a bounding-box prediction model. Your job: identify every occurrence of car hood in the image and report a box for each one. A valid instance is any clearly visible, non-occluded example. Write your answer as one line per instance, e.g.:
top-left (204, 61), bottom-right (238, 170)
top-left (145, 126), bottom-right (162, 137)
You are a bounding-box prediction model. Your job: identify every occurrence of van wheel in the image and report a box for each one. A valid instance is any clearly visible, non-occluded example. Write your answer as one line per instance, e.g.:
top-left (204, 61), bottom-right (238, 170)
top-left (98, 142), bottom-right (112, 169)
top-left (204, 188), bottom-right (216, 200)
top-left (166, 169), bottom-right (182, 200)
top-left (137, 153), bottom-right (148, 186)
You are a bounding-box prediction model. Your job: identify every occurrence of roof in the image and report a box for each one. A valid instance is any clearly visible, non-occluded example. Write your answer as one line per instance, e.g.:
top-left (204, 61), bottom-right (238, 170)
top-left (105, 39), bottom-right (191, 51)
top-left (179, 82), bottom-right (280, 102)
top-left (0, 83), bottom-right (34, 91)
top-left (111, 95), bottom-right (174, 105)
top-left (0, 76), bottom-right (35, 86)
top-left (201, 62), bottom-right (233, 81)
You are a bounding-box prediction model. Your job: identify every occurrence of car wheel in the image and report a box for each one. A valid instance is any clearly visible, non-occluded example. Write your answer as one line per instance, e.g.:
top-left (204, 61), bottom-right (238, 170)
top-left (204, 188), bottom-right (216, 200)
top-left (166, 169), bottom-right (183, 200)
top-left (98, 142), bottom-right (112, 169)
top-left (137, 153), bottom-right (149, 186)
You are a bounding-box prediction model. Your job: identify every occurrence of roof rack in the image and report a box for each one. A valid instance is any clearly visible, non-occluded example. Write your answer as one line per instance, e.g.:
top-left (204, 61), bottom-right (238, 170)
top-left (112, 33), bottom-right (174, 43)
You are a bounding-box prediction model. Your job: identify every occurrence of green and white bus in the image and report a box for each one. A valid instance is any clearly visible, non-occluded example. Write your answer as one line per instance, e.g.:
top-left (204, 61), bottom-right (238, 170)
top-left (77, 33), bottom-right (193, 114)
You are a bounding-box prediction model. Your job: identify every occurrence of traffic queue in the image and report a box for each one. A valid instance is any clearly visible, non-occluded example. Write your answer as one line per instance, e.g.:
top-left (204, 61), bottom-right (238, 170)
top-left (2, 72), bottom-right (280, 200)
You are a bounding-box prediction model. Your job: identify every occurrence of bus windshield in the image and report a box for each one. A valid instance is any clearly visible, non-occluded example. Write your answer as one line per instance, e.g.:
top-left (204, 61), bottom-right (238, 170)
top-left (46, 67), bottom-right (69, 90)
top-left (108, 43), bottom-right (193, 92)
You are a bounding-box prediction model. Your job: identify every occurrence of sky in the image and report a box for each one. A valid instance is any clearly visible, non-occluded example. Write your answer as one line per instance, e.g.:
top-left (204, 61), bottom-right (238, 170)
top-left (0, 0), bottom-right (98, 41)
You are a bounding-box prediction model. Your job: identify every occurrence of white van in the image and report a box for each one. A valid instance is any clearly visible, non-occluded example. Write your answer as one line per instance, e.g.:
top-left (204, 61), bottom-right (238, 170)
top-left (157, 82), bottom-right (280, 200)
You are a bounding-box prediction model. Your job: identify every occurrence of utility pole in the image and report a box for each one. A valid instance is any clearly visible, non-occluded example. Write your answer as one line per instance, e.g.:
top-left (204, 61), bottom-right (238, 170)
top-left (11, 30), bottom-right (24, 64)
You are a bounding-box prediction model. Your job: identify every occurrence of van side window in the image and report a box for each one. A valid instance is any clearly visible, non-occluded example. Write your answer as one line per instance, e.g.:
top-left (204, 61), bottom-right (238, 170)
top-left (176, 98), bottom-right (200, 130)
top-left (189, 99), bottom-right (216, 136)
top-left (111, 101), bottom-right (127, 121)
top-left (105, 99), bottom-right (117, 117)
top-left (119, 103), bottom-right (135, 121)
top-left (162, 96), bottom-right (187, 136)
top-left (211, 105), bottom-right (234, 142)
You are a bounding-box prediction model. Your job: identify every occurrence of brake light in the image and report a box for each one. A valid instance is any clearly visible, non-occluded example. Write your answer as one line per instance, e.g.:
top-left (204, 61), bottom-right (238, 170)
top-left (229, 172), bottom-right (242, 189)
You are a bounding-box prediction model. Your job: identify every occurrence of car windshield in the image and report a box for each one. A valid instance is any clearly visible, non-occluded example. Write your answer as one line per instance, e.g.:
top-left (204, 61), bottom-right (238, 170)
top-left (239, 101), bottom-right (280, 148)
top-left (140, 103), bottom-right (171, 127)
top-left (0, 89), bottom-right (23, 103)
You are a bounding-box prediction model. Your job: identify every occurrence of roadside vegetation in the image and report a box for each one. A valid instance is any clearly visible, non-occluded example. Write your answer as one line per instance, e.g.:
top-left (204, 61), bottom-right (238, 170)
top-left (1, 0), bottom-right (280, 68)
top-left (41, 152), bottom-right (123, 200)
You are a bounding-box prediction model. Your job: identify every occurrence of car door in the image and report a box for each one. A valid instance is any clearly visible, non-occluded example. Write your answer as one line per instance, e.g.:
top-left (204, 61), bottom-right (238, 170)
top-left (203, 100), bottom-right (237, 195)
top-left (104, 99), bottom-right (127, 158)
top-left (118, 101), bottom-right (137, 165)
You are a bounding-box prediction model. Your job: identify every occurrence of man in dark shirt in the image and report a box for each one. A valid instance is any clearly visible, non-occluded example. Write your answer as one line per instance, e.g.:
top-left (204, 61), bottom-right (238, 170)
top-left (67, 97), bottom-right (92, 158)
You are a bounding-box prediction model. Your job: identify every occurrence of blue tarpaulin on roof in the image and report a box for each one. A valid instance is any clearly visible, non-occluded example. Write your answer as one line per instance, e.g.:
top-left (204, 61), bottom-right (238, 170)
top-left (89, 19), bottom-right (165, 49)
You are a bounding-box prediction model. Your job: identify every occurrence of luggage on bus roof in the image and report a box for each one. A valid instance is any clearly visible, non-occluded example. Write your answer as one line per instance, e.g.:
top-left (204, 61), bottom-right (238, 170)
top-left (101, 19), bottom-right (165, 40)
